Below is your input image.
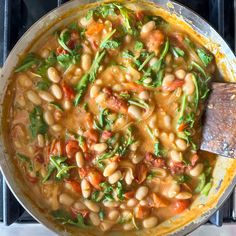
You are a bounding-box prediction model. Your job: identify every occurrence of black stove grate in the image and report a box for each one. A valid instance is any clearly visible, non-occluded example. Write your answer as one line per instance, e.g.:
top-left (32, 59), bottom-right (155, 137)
top-left (0, 0), bottom-right (235, 227)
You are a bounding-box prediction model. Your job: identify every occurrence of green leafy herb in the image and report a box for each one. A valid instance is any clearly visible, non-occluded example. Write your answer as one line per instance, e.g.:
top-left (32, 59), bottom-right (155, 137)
top-left (127, 97), bottom-right (149, 110)
top-left (15, 53), bottom-right (41, 72)
top-left (146, 15), bottom-right (167, 27)
top-left (83, 102), bottom-right (89, 111)
top-left (50, 102), bottom-right (64, 111)
top-left (116, 181), bottom-right (125, 200)
top-left (100, 182), bottom-right (114, 201)
top-left (58, 30), bottom-right (72, 53)
top-left (29, 106), bottom-right (48, 138)
top-left (196, 48), bottom-right (213, 67)
top-left (91, 190), bottom-right (102, 202)
top-left (171, 46), bottom-right (185, 57)
top-left (147, 171), bottom-right (156, 180)
top-left (138, 52), bottom-right (155, 71)
top-left (175, 174), bottom-right (191, 184)
top-left (96, 144), bottom-right (119, 163)
top-left (101, 39), bottom-right (121, 49)
top-left (52, 210), bottom-right (88, 228)
top-left (195, 173), bottom-right (206, 193)
top-left (98, 210), bottom-right (105, 220)
top-left (134, 41), bottom-right (144, 51)
top-left (16, 153), bottom-right (33, 171)
top-left (184, 37), bottom-right (195, 48)
top-left (36, 80), bottom-right (51, 90)
top-left (201, 180), bottom-right (212, 196)
top-left (191, 61), bottom-right (207, 78)
top-left (94, 108), bottom-right (113, 131)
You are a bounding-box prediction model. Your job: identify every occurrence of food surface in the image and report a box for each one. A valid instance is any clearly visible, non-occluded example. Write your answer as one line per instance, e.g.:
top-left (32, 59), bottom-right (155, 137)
top-left (6, 2), bottom-right (216, 232)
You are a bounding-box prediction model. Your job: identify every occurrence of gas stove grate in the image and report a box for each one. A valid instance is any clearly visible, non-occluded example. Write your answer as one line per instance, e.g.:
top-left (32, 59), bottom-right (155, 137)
top-left (0, 0), bottom-right (235, 227)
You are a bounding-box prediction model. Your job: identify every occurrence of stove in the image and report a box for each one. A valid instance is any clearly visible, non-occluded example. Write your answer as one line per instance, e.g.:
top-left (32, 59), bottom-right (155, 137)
top-left (0, 0), bottom-right (235, 235)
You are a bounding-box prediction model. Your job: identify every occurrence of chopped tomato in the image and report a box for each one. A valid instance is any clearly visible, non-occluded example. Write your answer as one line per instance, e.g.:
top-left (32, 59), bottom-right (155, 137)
top-left (152, 193), bottom-right (169, 208)
top-left (101, 130), bottom-right (113, 141)
top-left (66, 180), bottom-right (81, 194)
top-left (78, 167), bottom-right (88, 179)
top-left (177, 123), bottom-right (188, 132)
top-left (145, 30), bottom-right (165, 52)
top-left (87, 170), bottom-right (103, 190)
top-left (122, 82), bottom-right (144, 92)
top-left (65, 140), bottom-right (80, 159)
top-left (34, 154), bottom-right (44, 164)
top-left (84, 152), bottom-right (94, 161)
top-left (172, 200), bottom-right (190, 214)
top-left (51, 139), bottom-right (65, 156)
top-left (85, 113), bottom-right (94, 129)
top-left (136, 11), bottom-right (145, 21)
top-left (170, 32), bottom-right (184, 43)
top-left (106, 95), bottom-right (128, 113)
top-left (71, 207), bottom-right (89, 218)
top-left (84, 129), bottom-right (99, 143)
top-left (86, 22), bottom-right (104, 36)
top-left (190, 154), bottom-right (199, 167)
top-left (26, 174), bottom-right (38, 184)
top-left (56, 47), bottom-right (67, 55)
top-left (62, 83), bottom-right (75, 100)
top-left (124, 191), bottom-right (135, 199)
top-left (163, 79), bottom-right (185, 91)
top-left (134, 205), bottom-right (150, 219)
top-left (136, 164), bottom-right (148, 184)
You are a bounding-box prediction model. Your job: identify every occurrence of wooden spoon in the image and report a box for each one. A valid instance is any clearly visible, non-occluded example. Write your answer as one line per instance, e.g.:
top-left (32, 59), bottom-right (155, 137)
top-left (200, 82), bottom-right (236, 158)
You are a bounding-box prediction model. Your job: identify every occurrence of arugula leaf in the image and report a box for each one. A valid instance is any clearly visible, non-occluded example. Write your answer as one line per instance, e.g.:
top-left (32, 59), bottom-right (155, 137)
top-left (175, 174), bottom-right (191, 184)
top-left (116, 181), bottom-right (125, 200)
top-left (171, 46), bottom-right (185, 57)
top-left (195, 173), bottom-right (206, 193)
top-left (147, 171), bottom-right (156, 180)
top-left (94, 108), bottom-right (113, 131)
top-left (138, 52), bottom-right (155, 71)
top-left (50, 102), bottom-right (64, 111)
top-left (100, 182), bottom-right (114, 201)
top-left (96, 144), bottom-right (119, 164)
top-left (196, 48), bottom-right (213, 67)
top-left (184, 37), bottom-right (195, 48)
top-left (191, 61), bottom-right (207, 78)
top-left (29, 106), bottom-right (48, 138)
top-left (58, 30), bottom-right (72, 53)
top-left (52, 210), bottom-right (88, 228)
top-left (146, 15), bottom-right (167, 27)
top-left (101, 40), bottom-right (121, 49)
top-left (127, 97), bottom-right (149, 110)
top-left (98, 210), bottom-right (105, 220)
top-left (134, 41), bottom-right (144, 51)
top-left (15, 53), bottom-right (41, 72)
top-left (16, 153), bottom-right (33, 171)
top-left (91, 190), bottom-right (102, 202)
top-left (201, 180), bottom-right (212, 196)
top-left (36, 80), bottom-right (51, 90)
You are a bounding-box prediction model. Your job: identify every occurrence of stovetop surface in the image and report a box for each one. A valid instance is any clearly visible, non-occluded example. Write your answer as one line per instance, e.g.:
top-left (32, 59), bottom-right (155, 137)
top-left (0, 0), bottom-right (235, 228)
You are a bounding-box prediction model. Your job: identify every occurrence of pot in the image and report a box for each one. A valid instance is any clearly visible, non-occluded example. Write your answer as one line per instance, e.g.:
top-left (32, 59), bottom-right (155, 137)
top-left (0, 0), bottom-right (236, 235)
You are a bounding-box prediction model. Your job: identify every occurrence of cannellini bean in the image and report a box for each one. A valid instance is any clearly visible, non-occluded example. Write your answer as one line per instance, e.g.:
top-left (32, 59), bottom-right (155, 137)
top-left (103, 162), bottom-right (118, 177)
top-left (113, 84), bottom-right (123, 92)
top-left (81, 54), bottom-right (92, 71)
top-left (189, 163), bottom-right (204, 177)
top-left (43, 111), bottom-right (54, 125)
top-left (95, 93), bottom-right (107, 104)
top-left (75, 152), bottom-right (84, 168)
top-left (149, 116), bottom-right (157, 129)
top-left (17, 74), bottom-right (33, 88)
top-left (73, 201), bottom-right (87, 210)
top-left (176, 192), bottom-right (192, 200)
top-left (175, 138), bottom-right (188, 151)
top-left (129, 141), bottom-right (139, 152)
top-left (175, 69), bottom-right (186, 79)
top-left (93, 143), bottom-right (108, 153)
top-left (51, 124), bottom-right (62, 132)
top-left (162, 74), bottom-right (175, 88)
top-left (108, 209), bottom-right (120, 221)
top-left (59, 193), bottom-right (74, 206)
top-left (47, 67), bottom-right (61, 83)
top-left (62, 99), bottom-right (72, 110)
top-left (54, 110), bottom-right (63, 121)
top-left (168, 183), bottom-right (181, 198)
top-left (169, 132), bottom-right (175, 142)
top-left (139, 91), bottom-right (149, 100)
top-left (127, 198), bottom-right (138, 207)
top-left (38, 91), bottom-right (55, 102)
top-left (27, 90), bottom-right (42, 105)
top-left (40, 48), bottom-right (50, 58)
top-left (140, 200), bottom-right (148, 206)
top-left (103, 201), bottom-right (120, 208)
top-left (84, 199), bottom-right (100, 212)
top-left (89, 212), bottom-right (100, 226)
top-left (135, 186), bottom-right (149, 200)
top-left (120, 203), bottom-right (126, 209)
top-left (163, 115), bottom-right (171, 129)
top-left (108, 170), bottom-right (122, 184)
top-left (81, 179), bottom-right (91, 198)
top-left (90, 85), bottom-right (100, 98)
top-left (143, 78), bottom-right (152, 84)
top-left (50, 84), bottom-right (62, 100)
top-left (100, 221), bottom-right (113, 232)
top-left (143, 216), bottom-right (158, 229)
top-left (128, 105), bottom-right (142, 120)
top-left (80, 17), bottom-right (92, 27)
top-left (125, 169), bottom-right (134, 185)
top-left (183, 73), bottom-right (195, 95)
top-left (170, 150), bottom-right (183, 162)
top-left (37, 134), bottom-right (44, 147)
top-left (140, 21), bottom-right (156, 37)
top-left (149, 57), bottom-right (158, 67)
top-left (123, 223), bottom-right (135, 231)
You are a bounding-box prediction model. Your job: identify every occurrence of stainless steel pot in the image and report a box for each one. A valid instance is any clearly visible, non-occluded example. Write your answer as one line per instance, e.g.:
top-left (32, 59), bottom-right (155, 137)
top-left (0, 1), bottom-right (236, 235)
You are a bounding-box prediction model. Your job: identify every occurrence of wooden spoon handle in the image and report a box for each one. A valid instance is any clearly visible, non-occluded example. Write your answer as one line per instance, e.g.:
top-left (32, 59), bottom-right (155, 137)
top-left (200, 82), bottom-right (236, 158)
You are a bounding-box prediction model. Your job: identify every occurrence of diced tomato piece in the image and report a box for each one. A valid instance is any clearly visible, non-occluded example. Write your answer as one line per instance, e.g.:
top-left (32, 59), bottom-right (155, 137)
top-left (85, 113), bottom-right (94, 129)
top-left (153, 158), bottom-right (166, 168)
top-left (190, 154), bottom-right (199, 167)
top-left (163, 79), bottom-right (185, 91)
top-left (170, 32), bottom-right (184, 43)
top-left (65, 140), bottom-right (80, 159)
top-left (134, 205), bottom-right (150, 219)
top-left (26, 174), bottom-right (38, 184)
top-left (84, 129), bottom-right (99, 143)
top-left (177, 123), bottom-right (188, 132)
top-left (71, 207), bottom-right (89, 218)
top-left (87, 170), bottom-right (103, 190)
top-left (78, 168), bottom-right (88, 179)
top-left (145, 152), bottom-right (155, 162)
top-left (172, 200), bottom-right (190, 214)
top-left (34, 154), bottom-right (44, 164)
top-left (136, 11), bottom-right (145, 21)
top-left (56, 47), bottom-right (67, 55)
top-left (66, 180), bottom-right (81, 194)
top-left (122, 82), bottom-right (144, 92)
top-left (145, 30), bottom-right (165, 52)
top-left (50, 139), bottom-right (65, 156)
top-left (124, 191), bottom-right (135, 199)
top-left (152, 193), bottom-right (169, 208)
top-left (101, 130), bottom-right (113, 141)
top-left (62, 83), bottom-right (75, 100)
top-left (169, 161), bottom-right (186, 175)
top-left (107, 95), bottom-right (128, 113)
top-left (86, 22), bottom-right (104, 36)
top-left (136, 164), bottom-right (148, 184)
top-left (84, 152), bottom-right (94, 161)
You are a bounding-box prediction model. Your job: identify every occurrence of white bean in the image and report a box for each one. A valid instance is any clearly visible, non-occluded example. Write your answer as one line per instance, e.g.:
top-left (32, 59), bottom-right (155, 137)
top-left (103, 162), bottom-right (118, 177)
top-left (81, 179), bottom-right (91, 198)
top-left (108, 170), bottom-right (122, 184)
top-left (51, 84), bottom-right (62, 100)
top-left (127, 198), bottom-right (138, 207)
top-left (189, 163), bottom-right (204, 177)
top-left (95, 93), bottom-right (107, 104)
top-left (125, 169), bottom-right (134, 185)
top-left (90, 85), bottom-right (100, 98)
top-left (135, 186), bottom-right (149, 200)
top-left (175, 69), bottom-right (186, 79)
top-left (163, 115), bottom-right (171, 129)
top-left (168, 183), bottom-right (181, 198)
top-left (139, 91), bottom-right (149, 100)
top-left (149, 57), bottom-right (158, 67)
top-left (59, 193), bottom-right (74, 206)
top-left (123, 223), bottom-right (134, 231)
top-left (175, 138), bottom-right (188, 151)
top-left (17, 74), bottom-right (33, 88)
top-left (73, 201), bottom-right (87, 210)
top-left (81, 54), bottom-right (92, 71)
top-left (176, 192), bottom-right (192, 200)
top-left (43, 111), bottom-right (54, 125)
top-left (47, 67), bottom-right (61, 83)
top-left (170, 150), bottom-right (183, 162)
top-left (89, 212), bottom-right (100, 226)
top-left (100, 221), bottom-right (113, 232)
top-left (149, 116), bottom-right (157, 129)
top-left (183, 73), bottom-right (195, 95)
top-left (84, 199), bottom-right (100, 212)
top-left (140, 200), bottom-right (148, 206)
top-left (162, 74), bottom-right (175, 88)
top-left (143, 216), bottom-right (158, 229)
top-left (93, 143), bottom-right (108, 153)
top-left (129, 141), bottom-right (139, 152)
top-left (128, 105), bottom-right (142, 120)
top-left (38, 91), bottom-right (55, 102)
top-left (120, 203), bottom-right (126, 210)
top-left (62, 99), bottom-right (72, 110)
top-left (103, 201), bottom-right (120, 208)
top-left (27, 90), bottom-right (41, 105)
top-left (51, 124), bottom-right (62, 132)
top-left (37, 134), bottom-right (44, 147)
top-left (75, 152), bottom-right (84, 168)
top-left (141, 21), bottom-right (156, 37)
top-left (108, 210), bottom-right (120, 221)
